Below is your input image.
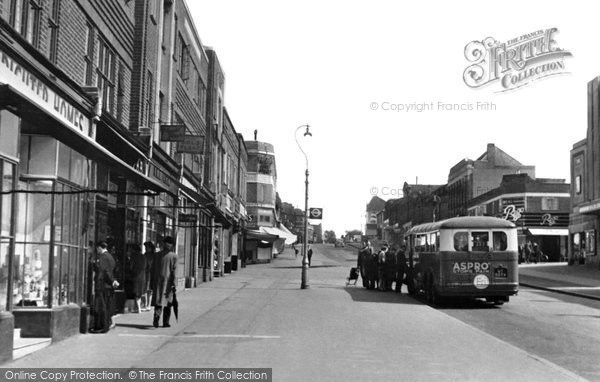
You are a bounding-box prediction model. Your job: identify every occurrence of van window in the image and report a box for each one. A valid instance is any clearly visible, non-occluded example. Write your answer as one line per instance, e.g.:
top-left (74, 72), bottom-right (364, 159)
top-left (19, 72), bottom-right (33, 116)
top-left (454, 232), bottom-right (468, 251)
top-left (415, 234), bottom-right (427, 251)
top-left (429, 232), bottom-right (438, 251)
top-left (493, 231), bottom-right (508, 251)
top-left (471, 231), bottom-right (490, 252)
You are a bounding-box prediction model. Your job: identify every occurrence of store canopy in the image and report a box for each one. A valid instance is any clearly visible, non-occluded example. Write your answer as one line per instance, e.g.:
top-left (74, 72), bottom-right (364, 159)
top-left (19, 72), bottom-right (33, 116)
top-left (206, 204), bottom-right (233, 229)
top-left (246, 229), bottom-right (279, 242)
top-left (279, 224), bottom-right (298, 243)
top-left (259, 225), bottom-right (297, 243)
top-left (528, 228), bottom-right (569, 236)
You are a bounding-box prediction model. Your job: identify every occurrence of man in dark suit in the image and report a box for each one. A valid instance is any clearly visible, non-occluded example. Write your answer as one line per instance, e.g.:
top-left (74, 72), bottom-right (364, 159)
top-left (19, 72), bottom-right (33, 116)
top-left (90, 241), bottom-right (119, 333)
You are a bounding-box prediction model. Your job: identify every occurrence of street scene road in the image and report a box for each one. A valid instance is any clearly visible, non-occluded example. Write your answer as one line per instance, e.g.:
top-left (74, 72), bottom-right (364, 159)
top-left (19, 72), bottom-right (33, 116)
top-left (4, 244), bottom-right (597, 381)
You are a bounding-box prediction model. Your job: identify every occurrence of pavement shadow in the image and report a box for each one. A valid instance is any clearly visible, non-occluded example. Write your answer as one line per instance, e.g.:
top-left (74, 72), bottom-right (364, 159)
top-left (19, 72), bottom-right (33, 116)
top-left (115, 323), bottom-right (156, 330)
top-left (429, 297), bottom-right (504, 310)
top-left (343, 286), bottom-right (422, 305)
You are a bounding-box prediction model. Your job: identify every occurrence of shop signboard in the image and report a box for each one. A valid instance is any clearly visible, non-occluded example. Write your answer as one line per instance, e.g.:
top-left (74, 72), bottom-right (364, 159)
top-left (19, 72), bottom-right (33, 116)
top-left (177, 135), bottom-right (204, 154)
top-left (178, 213), bottom-right (198, 223)
top-left (160, 124), bottom-right (186, 142)
top-left (0, 48), bottom-right (91, 138)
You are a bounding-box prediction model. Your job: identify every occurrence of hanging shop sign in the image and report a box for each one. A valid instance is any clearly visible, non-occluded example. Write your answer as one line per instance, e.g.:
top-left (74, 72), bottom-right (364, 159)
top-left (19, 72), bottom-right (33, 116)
top-left (0, 48), bottom-right (91, 137)
top-left (160, 124), bottom-right (186, 142)
top-left (177, 135), bottom-right (204, 154)
top-left (178, 213), bottom-right (198, 223)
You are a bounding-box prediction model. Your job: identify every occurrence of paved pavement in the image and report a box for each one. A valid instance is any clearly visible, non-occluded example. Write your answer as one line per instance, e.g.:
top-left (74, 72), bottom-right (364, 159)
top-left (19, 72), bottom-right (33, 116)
top-left (519, 262), bottom-right (600, 300)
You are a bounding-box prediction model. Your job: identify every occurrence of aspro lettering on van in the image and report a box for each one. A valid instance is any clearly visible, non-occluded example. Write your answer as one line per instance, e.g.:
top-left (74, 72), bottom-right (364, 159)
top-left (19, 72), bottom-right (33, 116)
top-left (452, 262), bottom-right (490, 274)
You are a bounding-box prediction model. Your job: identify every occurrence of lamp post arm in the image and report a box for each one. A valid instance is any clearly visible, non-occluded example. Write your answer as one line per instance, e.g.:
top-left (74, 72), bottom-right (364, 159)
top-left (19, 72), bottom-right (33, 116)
top-left (294, 124), bottom-right (310, 169)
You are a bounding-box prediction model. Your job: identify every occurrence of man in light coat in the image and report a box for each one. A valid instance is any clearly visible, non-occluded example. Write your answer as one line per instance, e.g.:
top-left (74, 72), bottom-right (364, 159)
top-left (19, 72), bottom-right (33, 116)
top-left (151, 236), bottom-right (178, 328)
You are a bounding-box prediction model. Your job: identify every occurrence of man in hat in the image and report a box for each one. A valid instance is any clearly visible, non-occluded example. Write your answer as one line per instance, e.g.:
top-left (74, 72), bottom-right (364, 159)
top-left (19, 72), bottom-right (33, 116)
top-left (150, 236), bottom-right (178, 328)
top-left (90, 241), bottom-right (119, 333)
top-left (357, 239), bottom-right (373, 288)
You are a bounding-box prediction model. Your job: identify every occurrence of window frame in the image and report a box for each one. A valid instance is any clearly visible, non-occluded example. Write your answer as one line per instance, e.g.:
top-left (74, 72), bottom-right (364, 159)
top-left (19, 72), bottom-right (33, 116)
top-left (96, 39), bottom-right (117, 115)
top-left (575, 175), bottom-right (582, 195)
top-left (9, 0), bottom-right (42, 48)
top-left (48, 0), bottom-right (61, 63)
top-left (84, 23), bottom-right (95, 86)
top-left (541, 197), bottom-right (559, 211)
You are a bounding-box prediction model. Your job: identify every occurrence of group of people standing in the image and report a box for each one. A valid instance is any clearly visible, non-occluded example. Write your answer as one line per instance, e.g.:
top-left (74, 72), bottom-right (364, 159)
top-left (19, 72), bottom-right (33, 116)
top-left (518, 241), bottom-right (548, 264)
top-left (357, 239), bottom-right (408, 292)
top-left (90, 236), bottom-right (178, 333)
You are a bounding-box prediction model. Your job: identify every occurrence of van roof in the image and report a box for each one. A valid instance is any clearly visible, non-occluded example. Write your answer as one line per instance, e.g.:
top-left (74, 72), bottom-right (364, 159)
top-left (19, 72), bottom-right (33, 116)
top-left (406, 216), bottom-right (515, 235)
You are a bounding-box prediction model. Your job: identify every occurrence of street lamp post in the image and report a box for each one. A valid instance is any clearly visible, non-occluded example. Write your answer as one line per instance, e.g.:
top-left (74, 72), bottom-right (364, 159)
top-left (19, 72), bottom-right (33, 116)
top-left (295, 124), bottom-right (312, 289)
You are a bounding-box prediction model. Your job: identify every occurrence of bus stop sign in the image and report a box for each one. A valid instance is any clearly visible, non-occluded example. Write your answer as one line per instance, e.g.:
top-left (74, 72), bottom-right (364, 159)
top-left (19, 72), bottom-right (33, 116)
top-left (309, 208), bottom-right (323, 219)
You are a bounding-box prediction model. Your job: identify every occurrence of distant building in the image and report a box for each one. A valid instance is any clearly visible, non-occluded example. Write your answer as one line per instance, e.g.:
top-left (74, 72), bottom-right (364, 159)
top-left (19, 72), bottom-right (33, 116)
top-left (310, 223), bottom-right (323, 244)
top-left (385, 183), bottom-right (442, 246)
top-left (468, 174), bottom-right (570, 262)
top-left (365, 196), bottom-right (385, 237)
top-left (244, 141), bottom-right (296, 262)
top-left (569, 76), bottom-right (600, 267)
top-left (437, 143), bottom-right (535, 219)
top-left (244, 140), bottom-right (278, 262)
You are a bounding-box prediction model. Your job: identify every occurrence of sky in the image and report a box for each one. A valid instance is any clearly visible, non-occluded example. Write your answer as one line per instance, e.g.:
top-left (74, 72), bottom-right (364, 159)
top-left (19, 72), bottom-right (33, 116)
top-left (187, 0), bottom-right (599, 236)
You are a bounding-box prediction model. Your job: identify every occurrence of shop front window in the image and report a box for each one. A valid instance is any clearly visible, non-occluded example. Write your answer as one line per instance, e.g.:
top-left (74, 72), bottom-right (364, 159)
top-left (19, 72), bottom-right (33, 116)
top-left (1, 160), bottom-right (16, 311)
top-left (585, 230), bottom-right (596, 256)
top-left (0, 110), bottom-right (20, 159)
top-left (0, 240), bottom-right (11, 311)
top-left (14, 180), bottom-right (51, 307)
top-left (14, 179), bottom-right (85, 308)
top-left (52, 182), bottom-right (83, 305)
top-left (20, 135), bottom-right (57, 176)
top-left (2, 162), bottom-right (15, 237)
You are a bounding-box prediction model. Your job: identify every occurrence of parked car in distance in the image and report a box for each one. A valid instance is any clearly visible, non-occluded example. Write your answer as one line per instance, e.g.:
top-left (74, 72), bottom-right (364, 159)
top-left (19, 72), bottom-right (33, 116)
top-left (334, 240), bottom-right (345, 248)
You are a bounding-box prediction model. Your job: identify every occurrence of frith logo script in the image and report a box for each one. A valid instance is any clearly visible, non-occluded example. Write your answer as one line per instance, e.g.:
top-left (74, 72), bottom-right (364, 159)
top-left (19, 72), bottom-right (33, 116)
top-left (463, 28), bottom-right (572, 92)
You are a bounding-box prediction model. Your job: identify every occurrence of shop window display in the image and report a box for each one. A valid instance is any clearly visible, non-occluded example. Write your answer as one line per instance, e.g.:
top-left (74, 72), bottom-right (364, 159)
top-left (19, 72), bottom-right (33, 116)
top-left (2, 162), bottom-right (15, 237)
top-left (13, 137), bottom-right (88, 308)
top-left (14, 180), bottom-right (52, 307)
top-left (0, 112), bottom-right (19, 311)
top-left (0, 111), bottom-right (19, 158)
top-left (0, 240), bottom-right (10, 311)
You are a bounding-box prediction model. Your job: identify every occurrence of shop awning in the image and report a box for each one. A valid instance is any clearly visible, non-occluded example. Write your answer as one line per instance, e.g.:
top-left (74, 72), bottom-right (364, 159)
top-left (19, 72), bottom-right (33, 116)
top-left (259, 226), bottom-right (297, 243)
top-left (528, 228), bottom-right (569, 236)
top-left (245, 229), bottom-right (279, 242)
top-left (0, 84), bottom-right (168, 194)
top-left (206, 203), bottom-right (233, 229)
